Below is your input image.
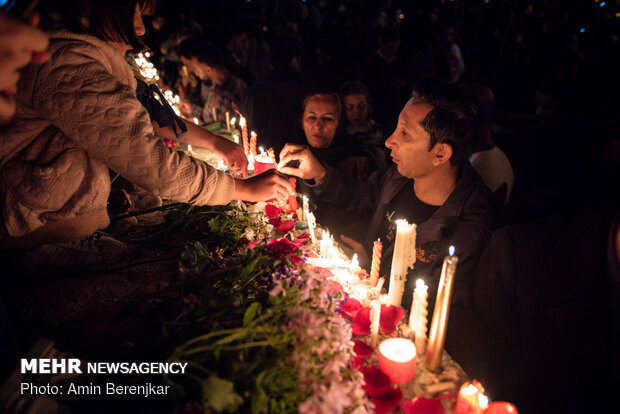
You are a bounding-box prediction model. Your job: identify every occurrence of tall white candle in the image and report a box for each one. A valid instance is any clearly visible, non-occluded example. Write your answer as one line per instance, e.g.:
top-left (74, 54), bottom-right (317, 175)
top-left (211, 107), bottom-right (217, 122)
top-left (387, 219), bottom-right (417, 307)
top-left (409, 279), bottom-right (429, 353)
top-left (307, 212), bottom-right (317, 244)
top-left (225, 111), bottom-right (230, 132)
top-left (370, 299), bottom-right (381, 348)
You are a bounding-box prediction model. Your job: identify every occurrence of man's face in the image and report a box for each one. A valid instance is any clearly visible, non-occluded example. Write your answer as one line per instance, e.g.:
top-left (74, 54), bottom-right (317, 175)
top-left (385, 99), bottom-right (438, 179)
top-left (180, 56), bottom-right (206, 80)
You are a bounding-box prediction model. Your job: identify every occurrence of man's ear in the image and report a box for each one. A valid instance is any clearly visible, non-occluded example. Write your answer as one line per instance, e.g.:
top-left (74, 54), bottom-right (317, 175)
top-left (432, 142), bottom-right (453, 166)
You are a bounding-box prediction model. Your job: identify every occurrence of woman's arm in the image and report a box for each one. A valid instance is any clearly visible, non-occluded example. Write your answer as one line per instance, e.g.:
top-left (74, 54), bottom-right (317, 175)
top-left (152, 118), bottom-right (248, 177)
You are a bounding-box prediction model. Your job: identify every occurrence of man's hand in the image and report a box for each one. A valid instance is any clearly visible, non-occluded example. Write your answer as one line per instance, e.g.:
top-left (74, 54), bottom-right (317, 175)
top-left (0, 12), bottom-right (49, 119)
top-left (211, 134), bottom-right (248, 177)
top-left (340, 234), bottom-right (369, 268)
top-left (233, 170), bottom-right (294, 203)
top-left (278, 144), bottom-right (326, 182)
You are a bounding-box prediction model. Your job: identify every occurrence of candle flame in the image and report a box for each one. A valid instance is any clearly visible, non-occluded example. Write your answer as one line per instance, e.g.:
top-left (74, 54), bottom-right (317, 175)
top-left (478, 394), bottom-right (489, 409)
top-left (251, 131), bottom-right (257, 137)
top-left (449, 245), bottom-right (455, 256)
top-left (193, 117), bottom-right (199, 125)
top-left (239, 117), bottom-right (246, 127)
top-left (378, 238), bottom-right (381, 242)
top-left (416, 279), bottom-right (426, 288)
top-left (230, 117), bottom-right (237, 126)
top-left (187, 145), bottom-right (192, 152)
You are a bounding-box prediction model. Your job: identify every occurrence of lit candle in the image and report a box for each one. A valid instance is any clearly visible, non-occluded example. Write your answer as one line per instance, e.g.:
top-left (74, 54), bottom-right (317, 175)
top-left (387, 219), bottom-right (417, 307)
top-left (230, 117), bottom-right (239, 144)
top-left (454, 381), bottom-right (488, 414)
top-left (378, 338), bottom-right (417, 384)
top-left (426, 246), bottom-right (459, 372)
top-left (370, 299), bottom-right (381, 347)
top-left (370, 239), bottom-right (382, 286)
top-left (253, 154), bottom-right (277, 175)
top-left (306, 212), bottom-right (316, 244)
top-left (211, 107), bottom-right (217, 122)
top-left (239, 117), bottom-right (249, 157)
top-left (302, 195), bottom-right (309, 215)
top-left (225, 111), bottom-right (230, 132)
top-left (374, 277), bottom-right (385, 296)
top-left (349, 253), bottom-right (359, 272)
top-left (320, 230), bottom-right (330, 259)
top-left (193, 117), bottom-right (200, 125)
top-left (250, 131), bottom-right (257, 158)
top-left (409, 279), bottom-right (429, 354)
top-left (484, 401), bottom-right (518, 414)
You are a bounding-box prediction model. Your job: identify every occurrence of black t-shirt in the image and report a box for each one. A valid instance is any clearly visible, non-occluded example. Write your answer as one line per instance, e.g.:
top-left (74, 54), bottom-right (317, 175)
top-left (379, 181), bottom-right (439, 250)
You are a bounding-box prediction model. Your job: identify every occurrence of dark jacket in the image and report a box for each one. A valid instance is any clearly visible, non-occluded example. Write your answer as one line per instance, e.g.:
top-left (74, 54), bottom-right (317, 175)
top-left (309, 162), bottom-right (495, 311)
top-left (450, 204), bottom-right (619, 413)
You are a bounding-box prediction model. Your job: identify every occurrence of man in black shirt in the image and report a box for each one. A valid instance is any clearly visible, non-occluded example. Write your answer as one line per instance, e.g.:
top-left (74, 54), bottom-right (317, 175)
top-left (279, 78), bottom-right (494, 313)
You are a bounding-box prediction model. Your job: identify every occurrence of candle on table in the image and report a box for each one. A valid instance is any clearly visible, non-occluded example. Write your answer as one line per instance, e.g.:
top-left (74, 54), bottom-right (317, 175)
top-left (307, 212), bottom-right (317, 244)
top-left (250, 131), bottom-right (257, 158)
top-left (254, 154), bottom-right (277, 175)
top-left (426, 246), bottom-right (459, 372)
top-left (230, 117), bottom-right (239, 144)
top-left (267, 147), bottom-right (276, 163)
top-left (370, 238), bottom-right (382, 286)
top-left (378, 338), bottom-right (417, 384)
top-left (484, 402), bottom-right (518, 414)
top-left (374, 277), bottom-right (385, 296)
top-left (239, 116), bottom-right (249, 157)
top-left (320, 230), bottom-right (330, 259)
top-left (211, 107), bottom-right (217, 122)
top-left (454, 381), bottom-right (488, 414)
top-left (370, 299), bottom-right (381, 348)
top-left (193, 117), bottom-right (200, 125)
top-left (302, 196), bottom-right (309, 220)
top-left (349, 253), bottom-right (359, 272)
top-left (409, 279), bottom-right (429, 354)
top-left (225, 111), bottom-right (230, 132)
top-left (387, 219), bottom-right (417, 307)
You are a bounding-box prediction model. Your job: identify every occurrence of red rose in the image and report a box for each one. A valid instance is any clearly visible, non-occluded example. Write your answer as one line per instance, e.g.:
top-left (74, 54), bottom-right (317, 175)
top-left (265, 204), bottom-right (281, 218)
top-left (265, 238), bottom-right (299, 258)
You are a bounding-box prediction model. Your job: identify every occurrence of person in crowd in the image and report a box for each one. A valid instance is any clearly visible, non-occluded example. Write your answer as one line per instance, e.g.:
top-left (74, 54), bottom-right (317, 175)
top-left (0, 0), bottom-right (293, 276)
top-left (340, 80), bottom-right (390, 171)
top-left (241, 36), bottom-right (308, 155)
top-left (178, 38), bottom-right (247, 124)
top-left (410, 22), bottom-right (465, 83)
top-left (362, 27), bottom-right (409, 137)
top-left (279, 78), bottom-right (494, 312)
top-left (464, 83), bottom-right (514, 205)
top-left (449, 202), bottom-right (619, 413)
top-left (0, 12), bottom-right (48, 121)
top-left (0, 6), bottom-right (49, 383)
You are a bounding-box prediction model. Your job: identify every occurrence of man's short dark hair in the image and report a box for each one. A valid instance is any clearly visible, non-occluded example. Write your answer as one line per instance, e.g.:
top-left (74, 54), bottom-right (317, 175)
top-left (177, 39), bottom-right (226, 70)
top-left (46, 0), bottom-right (155, 52)
top-left (411, 77), bottom-right (481, 166)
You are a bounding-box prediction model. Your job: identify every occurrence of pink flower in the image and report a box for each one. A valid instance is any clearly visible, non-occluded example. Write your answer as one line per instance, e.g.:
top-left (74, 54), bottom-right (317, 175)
top-left (341, 297), bottom-right (363, 320)
top-left (402, 397), bottom-right (446, 414)
top-left (380, 304), bottom-right (405, 334)
top-left (351, 307), bottom-right (371, 335)
top-left (246, 241), bottom-right (259, 249)
top-left (265, 204), bottom-right (281, 218)
top-left (326, 280), bottom-right (344, 294)
top-left (269, 216), bottom-right (282, 227)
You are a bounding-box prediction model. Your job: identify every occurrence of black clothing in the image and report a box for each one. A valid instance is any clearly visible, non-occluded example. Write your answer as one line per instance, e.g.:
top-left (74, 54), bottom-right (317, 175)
top-left (451, 204), bottom-right (620, 413)
top-left (308, 163), bottom-right (495, 312)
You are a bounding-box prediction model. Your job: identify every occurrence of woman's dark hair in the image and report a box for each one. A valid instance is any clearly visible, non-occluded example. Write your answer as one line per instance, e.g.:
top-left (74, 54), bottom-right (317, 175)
top-left (177, 39), bottom-right (226, 70)
top-left (411, 77), bottom-right (481, 166)
top-left (46, 0), bottom-right (155, 51)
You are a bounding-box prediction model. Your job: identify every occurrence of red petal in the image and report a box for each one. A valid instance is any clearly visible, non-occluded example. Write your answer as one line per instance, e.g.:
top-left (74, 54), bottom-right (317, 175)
top-left (307, 266), bottom-right (333, 279)
top-left (269, 216), bottom-right (282, 226)
top-left (265, 204), bottom-right (281, 218)
top-left (361, 365), bottom-right (391, 396)
top-left (326, 280), bottom-right (344, 294)
top-left (276, 219), bottom-right (295, 233)
top-left (351, 306), bottom-right (371, 335)
top-left (246, 241), bottom-right (259, 249)
top-left (353, 340), bottom-right (374, 358)
top-left (371, 386), bottom-right (403, 414)
top-left (402, 397), bottom-right (446, 414)
top-left (484, 402), bottom-right (519, 414)
top-left (341, 298), bottom-right (363, 319)
top-left (380, 304), bottom-right (405, 334)
top-left (293, 233), bottom-right (310, 246)
top-left (351, 355), bottom-right (363, 370)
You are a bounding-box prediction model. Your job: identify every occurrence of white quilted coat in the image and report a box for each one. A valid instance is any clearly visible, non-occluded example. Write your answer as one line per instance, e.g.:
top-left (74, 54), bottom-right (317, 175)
top-left (0, 31), bottom-right (235, 247)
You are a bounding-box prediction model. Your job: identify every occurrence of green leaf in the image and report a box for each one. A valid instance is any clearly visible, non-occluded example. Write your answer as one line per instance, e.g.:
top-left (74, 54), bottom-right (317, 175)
top-left (243, 302), bottom-right (261, 326)
top-left (202, 375), bottom-right (244, 413)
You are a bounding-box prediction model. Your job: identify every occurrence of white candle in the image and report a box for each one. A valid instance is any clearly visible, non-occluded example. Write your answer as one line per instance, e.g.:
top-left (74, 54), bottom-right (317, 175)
top-left (375, 277), bottom-right (385, 296)
top-left (320, 230), bottom-right (330, 259)
top-left (349, 253), bottom-right (359, 272)
top-left (307, 212), bottom-right (317, 244)
top-left (211, 107), bottom-right (217, 122)
top-left (409, 279), bottom-right (429, 354)
top-left (225, 111), bottom-right (230, 132)
top-left (387, 219), bottom-right (417, 307)
top-left (370, 299), bottom-right (381, 348)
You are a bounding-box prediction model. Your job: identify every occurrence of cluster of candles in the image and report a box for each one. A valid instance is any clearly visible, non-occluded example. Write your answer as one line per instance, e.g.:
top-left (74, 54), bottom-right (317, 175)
top-left (133, 52), bottom-right (159, 83)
